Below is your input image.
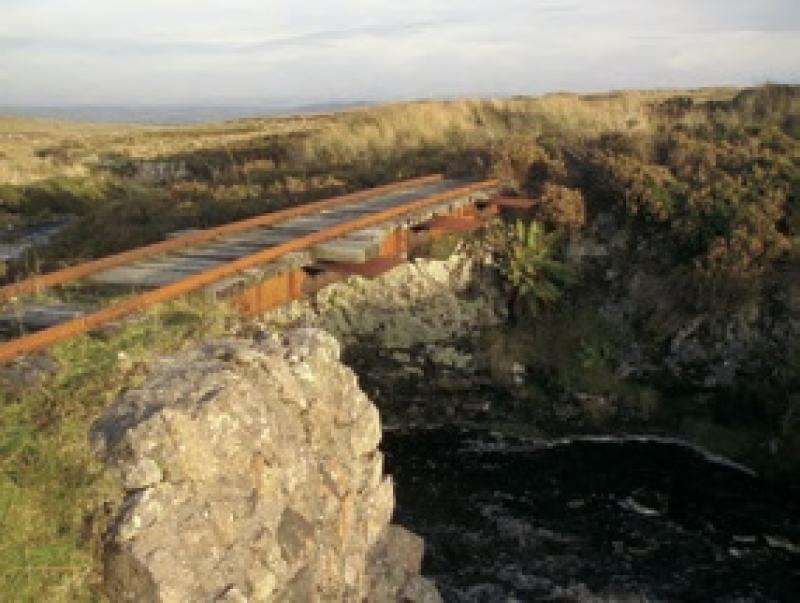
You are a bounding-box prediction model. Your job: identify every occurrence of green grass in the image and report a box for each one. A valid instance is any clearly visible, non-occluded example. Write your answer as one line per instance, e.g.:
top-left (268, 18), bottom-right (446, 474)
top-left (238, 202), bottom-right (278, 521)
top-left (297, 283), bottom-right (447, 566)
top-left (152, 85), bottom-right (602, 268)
top-left (0, 297), bottom-right (234, 602)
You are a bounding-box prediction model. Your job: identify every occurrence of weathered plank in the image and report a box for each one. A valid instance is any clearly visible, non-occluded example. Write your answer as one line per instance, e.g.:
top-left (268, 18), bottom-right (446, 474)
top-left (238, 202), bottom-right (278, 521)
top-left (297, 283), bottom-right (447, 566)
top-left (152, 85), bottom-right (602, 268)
top-left (87, 255), bottom-right (230, 288)
top-left (87, 268), bottom-right (196, 289)
top-left (165, 228), bottom-right (205, 239)
top-left (269, 214), bottom-right (346, 234)
top-left (337, 226), bottom-right (393, 241)
top-left (214, 228), bottom-right (296, 246)
top-left (311, 239), bottom-right (380, 263)
top-left (399, 196), bottom-right (475, 226)
top-left (0, 303), bottom-right (93, 332)
top-left (176, 244), bottom-right (272, 261)
top-left (136, 257), bottom-right (227, 271)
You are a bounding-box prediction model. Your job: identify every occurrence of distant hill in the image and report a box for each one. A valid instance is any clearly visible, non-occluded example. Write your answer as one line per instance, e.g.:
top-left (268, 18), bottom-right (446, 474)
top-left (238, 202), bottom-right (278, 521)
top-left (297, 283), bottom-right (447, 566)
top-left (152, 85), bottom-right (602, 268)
top-left (0, 100), bottom-right (375, 125)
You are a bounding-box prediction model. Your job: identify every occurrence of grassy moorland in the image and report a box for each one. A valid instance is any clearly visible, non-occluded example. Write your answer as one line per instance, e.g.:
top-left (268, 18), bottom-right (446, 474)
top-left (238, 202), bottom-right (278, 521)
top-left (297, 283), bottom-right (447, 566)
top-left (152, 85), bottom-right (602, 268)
top-left (0, 88), bottom-right (732, 268)
top-left (0, 85), bottom-right (798, 600)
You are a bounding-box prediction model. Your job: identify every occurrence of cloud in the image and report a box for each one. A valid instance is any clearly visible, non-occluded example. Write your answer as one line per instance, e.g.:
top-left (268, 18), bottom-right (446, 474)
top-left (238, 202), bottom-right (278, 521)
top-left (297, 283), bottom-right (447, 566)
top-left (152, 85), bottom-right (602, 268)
top-left (666, 30), bottom-right (800, 73)
top-left (251, 19), bottom-right (462, 48)
top-left (1, 0), bottom-right (798, 105)
top-left (0, 11), bottom-right (468, 57)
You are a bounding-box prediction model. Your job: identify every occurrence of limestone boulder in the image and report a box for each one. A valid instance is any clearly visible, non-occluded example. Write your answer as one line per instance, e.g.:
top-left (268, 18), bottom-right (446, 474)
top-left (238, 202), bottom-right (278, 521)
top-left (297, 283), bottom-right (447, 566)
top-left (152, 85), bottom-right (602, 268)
top-left (92, 329), bottom-right (439, 602)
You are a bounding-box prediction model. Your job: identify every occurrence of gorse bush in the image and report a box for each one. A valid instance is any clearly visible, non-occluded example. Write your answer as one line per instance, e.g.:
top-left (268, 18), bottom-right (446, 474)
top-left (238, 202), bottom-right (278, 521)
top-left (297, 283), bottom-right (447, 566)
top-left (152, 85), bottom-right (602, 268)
top-left (535, 183), bottom-right (586, 232)
top-left (587, 86), bottom-right (798, 302)
top-left (489, 137), bottom-right (548, 193)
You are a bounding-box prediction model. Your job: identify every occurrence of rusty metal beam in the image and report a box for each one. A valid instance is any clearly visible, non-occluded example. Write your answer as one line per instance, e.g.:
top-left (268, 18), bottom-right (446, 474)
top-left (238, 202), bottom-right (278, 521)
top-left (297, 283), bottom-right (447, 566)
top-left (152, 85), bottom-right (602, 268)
top-left (427, 215), bottom-right (484, 236)
top-left (232, 269), bottom-right (306, 316)
top-left (0, 174), bottom-right (443, 302)
top-left (0, 179), bottom-right (497, 363)
top-left (378, 228), bottom-right (410, 258)
top-left (489, 196), bottom-right (536, 210)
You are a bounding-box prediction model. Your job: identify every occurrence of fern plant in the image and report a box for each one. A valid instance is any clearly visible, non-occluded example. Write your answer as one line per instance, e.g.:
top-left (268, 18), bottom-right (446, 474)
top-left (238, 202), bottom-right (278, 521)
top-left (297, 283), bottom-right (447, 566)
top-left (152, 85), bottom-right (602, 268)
top-left (500, 220), bottom-right (575, 316)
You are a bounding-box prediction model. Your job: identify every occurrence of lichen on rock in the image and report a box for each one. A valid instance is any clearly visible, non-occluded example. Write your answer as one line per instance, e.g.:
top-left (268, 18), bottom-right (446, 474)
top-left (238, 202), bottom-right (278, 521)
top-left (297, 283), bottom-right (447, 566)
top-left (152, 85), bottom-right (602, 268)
top-left (92, 328), bottom-right (440, 602)
top-left (264, 252), bottom-right (506, 350)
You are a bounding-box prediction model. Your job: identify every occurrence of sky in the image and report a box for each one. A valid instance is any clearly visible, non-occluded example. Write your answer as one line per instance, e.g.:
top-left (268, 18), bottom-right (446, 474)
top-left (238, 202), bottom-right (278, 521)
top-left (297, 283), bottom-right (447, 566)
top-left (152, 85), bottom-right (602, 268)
top-left (1, 0), bottom-right (799, 106)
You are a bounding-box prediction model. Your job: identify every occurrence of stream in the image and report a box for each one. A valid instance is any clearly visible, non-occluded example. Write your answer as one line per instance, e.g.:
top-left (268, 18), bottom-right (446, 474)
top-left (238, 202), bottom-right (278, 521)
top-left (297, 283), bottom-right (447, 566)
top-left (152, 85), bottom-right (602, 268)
top-left (382, 426), bottom-right (800, 602)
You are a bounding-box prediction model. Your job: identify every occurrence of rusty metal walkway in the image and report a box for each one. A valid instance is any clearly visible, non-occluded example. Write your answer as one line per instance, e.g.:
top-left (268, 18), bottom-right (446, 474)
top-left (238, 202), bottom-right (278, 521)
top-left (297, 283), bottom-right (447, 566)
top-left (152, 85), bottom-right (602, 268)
top-left (0, 175), bottom-right (509, 363)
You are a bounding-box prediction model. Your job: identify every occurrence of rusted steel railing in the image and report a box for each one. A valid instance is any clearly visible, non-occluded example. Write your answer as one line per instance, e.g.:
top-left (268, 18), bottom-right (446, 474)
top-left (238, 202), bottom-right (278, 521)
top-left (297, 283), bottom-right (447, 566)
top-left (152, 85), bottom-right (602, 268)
top-left (0, 178), bottom-right (497, 363)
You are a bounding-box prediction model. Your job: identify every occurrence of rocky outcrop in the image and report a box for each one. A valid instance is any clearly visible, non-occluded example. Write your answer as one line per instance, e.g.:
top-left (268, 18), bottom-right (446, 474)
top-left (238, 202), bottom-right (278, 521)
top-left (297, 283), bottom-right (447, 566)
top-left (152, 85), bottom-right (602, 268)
top-left (92, 329), bottom-right (440, 602)
top-left (573, 211), bottom-right (799, 391)
top-left (261, 251), bottom-right (508, 426)
top-left (264, 251), bottom-right (506, 350)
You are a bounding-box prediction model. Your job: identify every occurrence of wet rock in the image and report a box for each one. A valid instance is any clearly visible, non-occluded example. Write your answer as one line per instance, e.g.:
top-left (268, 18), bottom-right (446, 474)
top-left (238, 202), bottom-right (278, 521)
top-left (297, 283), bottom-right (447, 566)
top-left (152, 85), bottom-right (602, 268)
top-left (367, 526), bottom-right (442, 603)
top-left (93, 329), bottom-right (438, 602)
top-left (384, 427), bottom-right (800, 602)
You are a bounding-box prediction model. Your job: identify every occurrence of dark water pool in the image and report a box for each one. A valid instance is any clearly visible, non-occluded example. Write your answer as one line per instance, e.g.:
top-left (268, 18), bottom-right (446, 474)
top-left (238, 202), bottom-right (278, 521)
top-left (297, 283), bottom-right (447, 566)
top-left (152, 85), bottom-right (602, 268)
top-left (382, 428), bottom-right (800, 602)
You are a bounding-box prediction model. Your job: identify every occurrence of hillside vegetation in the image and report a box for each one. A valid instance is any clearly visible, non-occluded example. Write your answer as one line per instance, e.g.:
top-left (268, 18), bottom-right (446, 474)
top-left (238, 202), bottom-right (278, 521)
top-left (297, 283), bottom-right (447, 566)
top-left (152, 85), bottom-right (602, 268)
top-left (1, 88), bottom-right (733, 267)
top-left (486, 84), bottom-right (799, 477)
